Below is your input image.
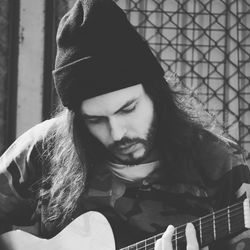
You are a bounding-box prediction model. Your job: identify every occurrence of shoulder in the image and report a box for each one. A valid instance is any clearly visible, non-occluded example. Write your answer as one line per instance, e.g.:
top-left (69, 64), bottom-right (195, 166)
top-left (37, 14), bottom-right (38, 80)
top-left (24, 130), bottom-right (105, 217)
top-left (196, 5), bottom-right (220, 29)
top-left (19, 118), bottom-right (59, 142)
top-left (0, 118), bottom-right (60, 170)
top-left (196, 130), bottom-right (248, 181)
top-left (10, 117), bottom-right (59, 151)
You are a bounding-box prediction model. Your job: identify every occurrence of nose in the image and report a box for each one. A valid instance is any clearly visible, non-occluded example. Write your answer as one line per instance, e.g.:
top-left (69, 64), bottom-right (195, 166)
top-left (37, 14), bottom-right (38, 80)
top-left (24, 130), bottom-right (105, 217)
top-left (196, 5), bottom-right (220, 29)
top-left (109, 117), bottom-right (126, 142)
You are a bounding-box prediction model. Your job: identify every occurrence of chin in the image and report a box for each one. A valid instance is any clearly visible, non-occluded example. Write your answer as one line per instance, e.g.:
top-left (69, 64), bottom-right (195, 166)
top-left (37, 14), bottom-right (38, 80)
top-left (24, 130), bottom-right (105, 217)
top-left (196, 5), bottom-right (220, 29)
top-left (133, 147), bottom-right (146, 159)
top-left (116, 152), bottom-right (147, 165)
top-left (109, 144), bottom-right (150, 164)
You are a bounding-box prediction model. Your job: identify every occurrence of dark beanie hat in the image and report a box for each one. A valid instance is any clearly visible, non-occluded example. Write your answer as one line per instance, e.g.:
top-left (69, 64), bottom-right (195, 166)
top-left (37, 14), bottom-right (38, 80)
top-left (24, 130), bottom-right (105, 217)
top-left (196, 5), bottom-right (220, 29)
top-left (53, 0), bottom-right (164, 110)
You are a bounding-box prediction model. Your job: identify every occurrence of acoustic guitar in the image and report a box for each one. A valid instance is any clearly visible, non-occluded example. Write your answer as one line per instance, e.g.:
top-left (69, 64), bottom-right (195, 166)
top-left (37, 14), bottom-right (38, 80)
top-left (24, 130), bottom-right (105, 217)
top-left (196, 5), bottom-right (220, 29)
top-left (0, 199), bottom-right (250, 250)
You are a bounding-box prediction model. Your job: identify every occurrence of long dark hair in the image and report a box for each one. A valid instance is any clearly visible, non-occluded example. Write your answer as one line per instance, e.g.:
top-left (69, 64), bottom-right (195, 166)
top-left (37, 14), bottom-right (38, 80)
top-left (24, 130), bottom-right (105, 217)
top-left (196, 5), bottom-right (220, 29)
top-left (146, 75), bottom-right (221, 145)
top-left (39, 108), bottom-right (87, 232)
top-left (40, 74), bottom-right (224, 231)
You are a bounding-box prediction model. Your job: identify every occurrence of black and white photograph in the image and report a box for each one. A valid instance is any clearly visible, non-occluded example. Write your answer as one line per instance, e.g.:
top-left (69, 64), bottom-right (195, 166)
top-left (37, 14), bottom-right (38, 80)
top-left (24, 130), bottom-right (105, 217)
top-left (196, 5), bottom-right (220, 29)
top-left (0, 0), bottom-right (250, 249)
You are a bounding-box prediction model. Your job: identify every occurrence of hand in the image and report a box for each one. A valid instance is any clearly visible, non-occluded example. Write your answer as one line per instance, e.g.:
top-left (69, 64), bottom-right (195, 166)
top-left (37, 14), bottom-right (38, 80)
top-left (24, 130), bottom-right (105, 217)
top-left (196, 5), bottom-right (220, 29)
top-left (155, 223), bottom-right (199, 250)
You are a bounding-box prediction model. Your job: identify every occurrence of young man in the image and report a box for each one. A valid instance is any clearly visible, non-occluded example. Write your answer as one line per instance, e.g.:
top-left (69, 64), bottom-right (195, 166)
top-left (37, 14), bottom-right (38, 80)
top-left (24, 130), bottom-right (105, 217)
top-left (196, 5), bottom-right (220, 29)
top-left (0, 0), bottom-right (249, 249)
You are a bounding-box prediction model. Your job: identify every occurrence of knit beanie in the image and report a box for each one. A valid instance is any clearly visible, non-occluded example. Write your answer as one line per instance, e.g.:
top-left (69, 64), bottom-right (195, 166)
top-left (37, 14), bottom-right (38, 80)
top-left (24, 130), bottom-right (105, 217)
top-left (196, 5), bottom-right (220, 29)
top-left (53, 0), bottom-right (164, 110)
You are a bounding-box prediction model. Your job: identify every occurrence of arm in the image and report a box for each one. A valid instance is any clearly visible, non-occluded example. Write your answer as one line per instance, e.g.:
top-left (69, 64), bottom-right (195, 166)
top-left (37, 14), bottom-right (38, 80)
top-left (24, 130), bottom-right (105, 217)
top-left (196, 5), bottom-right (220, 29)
top-left (0, 120), bottom-right (55, 234)
top-left (0, 134), bottom-right (40, 234)
top-left (227, 161), bottom-right (250, 250)
top-left (202, 136), bottom-right (250, 250)
top-left (223, 142), bottom-right (250, 250)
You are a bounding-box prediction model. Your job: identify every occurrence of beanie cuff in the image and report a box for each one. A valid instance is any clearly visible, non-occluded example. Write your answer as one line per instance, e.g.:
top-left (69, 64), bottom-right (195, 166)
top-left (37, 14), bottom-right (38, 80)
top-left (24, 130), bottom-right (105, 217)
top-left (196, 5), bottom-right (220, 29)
top-left (53, 55), bottom-right (164, 110)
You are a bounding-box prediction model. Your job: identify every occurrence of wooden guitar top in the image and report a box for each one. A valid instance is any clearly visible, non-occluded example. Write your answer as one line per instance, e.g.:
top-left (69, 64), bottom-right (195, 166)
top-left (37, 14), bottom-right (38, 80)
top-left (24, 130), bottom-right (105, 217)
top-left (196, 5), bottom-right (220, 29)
top-left (0, 211), bottom-right (116, 250)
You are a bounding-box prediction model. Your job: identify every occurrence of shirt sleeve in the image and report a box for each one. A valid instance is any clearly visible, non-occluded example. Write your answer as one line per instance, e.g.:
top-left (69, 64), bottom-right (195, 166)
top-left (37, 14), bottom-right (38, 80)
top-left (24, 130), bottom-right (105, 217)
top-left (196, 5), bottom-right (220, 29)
top-left (228, 145), bottom-right (250, 250)
top-left (224, 142), bottom-right (250, 250)
top-left (0, 120), bottom-right (55, 233)
top-left (197, 132), bottom-right (250, 249)
top-left (207, 137), bottom-right (250, 249)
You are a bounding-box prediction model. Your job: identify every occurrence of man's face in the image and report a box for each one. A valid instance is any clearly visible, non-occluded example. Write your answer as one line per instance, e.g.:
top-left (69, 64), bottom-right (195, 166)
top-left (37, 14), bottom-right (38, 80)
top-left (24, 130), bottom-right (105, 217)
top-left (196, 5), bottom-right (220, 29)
top-left (80, 84), bottom-right (157, 164)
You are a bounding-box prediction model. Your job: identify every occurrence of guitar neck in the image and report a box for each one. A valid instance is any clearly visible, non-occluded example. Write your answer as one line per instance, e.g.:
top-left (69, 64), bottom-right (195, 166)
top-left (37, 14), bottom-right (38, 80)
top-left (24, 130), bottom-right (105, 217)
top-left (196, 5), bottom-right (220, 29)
top-left (120, 199), bottom-right (250, 250)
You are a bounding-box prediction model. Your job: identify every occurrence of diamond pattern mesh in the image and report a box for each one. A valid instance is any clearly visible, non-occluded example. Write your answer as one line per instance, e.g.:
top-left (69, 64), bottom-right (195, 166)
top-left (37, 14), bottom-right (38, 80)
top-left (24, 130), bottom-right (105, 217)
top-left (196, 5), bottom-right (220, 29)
top-left (116, 0), bottom-right (250, 159)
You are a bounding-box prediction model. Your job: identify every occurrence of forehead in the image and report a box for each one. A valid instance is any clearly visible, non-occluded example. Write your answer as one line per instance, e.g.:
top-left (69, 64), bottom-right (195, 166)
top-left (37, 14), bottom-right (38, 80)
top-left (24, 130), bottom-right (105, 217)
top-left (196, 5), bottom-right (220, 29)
top-left (81, 84), bottom-right (144, 116)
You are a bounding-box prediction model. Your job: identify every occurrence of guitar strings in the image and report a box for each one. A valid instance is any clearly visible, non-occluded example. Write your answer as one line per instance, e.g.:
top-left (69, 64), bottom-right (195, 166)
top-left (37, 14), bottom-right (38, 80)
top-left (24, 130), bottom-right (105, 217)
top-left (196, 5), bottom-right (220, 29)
top-left (170, 203), bottom-right (243, 240)
top-left (121, 216), bottom-right (245, 250)
top-left (173, 205), bottom-right (244, 237)
top-left (168, 202), bottom-right (243, 238)
top-left (173, 204), bottom-right (244, 238)
top-left (121, 206), bottom-right (244, 250)
top-left (134, 214), bottom-right (244, 250)
top-left (170, 206), bottom-right (244, 244)
top-left (128, 216), bottom-right (245, 250)
top-left (120, 202), bottom-right (245, 250)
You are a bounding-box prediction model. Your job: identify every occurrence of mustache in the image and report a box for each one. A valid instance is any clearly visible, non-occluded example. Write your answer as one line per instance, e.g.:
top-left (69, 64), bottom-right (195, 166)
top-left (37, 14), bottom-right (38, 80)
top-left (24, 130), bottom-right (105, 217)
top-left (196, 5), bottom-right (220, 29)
top-left (108, 137), bottom-right (146, 150)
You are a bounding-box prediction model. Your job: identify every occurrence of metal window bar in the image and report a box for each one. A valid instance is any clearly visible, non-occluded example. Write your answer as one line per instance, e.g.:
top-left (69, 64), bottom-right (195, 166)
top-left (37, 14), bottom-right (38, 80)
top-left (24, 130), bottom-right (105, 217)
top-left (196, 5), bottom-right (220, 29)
top-left (115, 0), bottom-right (250, 160)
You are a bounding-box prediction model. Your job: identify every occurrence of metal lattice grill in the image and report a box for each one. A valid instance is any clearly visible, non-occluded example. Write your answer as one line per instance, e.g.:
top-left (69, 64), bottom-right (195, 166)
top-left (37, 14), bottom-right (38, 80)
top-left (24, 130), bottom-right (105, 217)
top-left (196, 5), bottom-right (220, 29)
top-left (116, 0), bottom-right (250, 158)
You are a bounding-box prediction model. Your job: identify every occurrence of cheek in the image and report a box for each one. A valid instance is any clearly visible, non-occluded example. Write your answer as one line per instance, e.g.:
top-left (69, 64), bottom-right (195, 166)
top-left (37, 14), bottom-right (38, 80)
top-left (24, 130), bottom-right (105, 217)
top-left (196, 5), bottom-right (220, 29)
top-left (128, 104), bottom-right (154, 137)
top-left (85, 123), bottom-right (110, 146)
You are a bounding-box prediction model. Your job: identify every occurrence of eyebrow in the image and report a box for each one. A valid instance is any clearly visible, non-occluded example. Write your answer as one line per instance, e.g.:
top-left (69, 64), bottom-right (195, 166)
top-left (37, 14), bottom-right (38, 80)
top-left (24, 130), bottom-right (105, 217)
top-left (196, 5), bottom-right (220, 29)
top-left (82, 98), bottom-right (137, 119)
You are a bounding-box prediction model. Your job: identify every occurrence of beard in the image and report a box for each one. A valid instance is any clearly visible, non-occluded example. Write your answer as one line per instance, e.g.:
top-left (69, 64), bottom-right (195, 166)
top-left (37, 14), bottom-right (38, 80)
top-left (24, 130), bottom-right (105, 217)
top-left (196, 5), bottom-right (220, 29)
top-left (106, 115), bottom-right (157, 165)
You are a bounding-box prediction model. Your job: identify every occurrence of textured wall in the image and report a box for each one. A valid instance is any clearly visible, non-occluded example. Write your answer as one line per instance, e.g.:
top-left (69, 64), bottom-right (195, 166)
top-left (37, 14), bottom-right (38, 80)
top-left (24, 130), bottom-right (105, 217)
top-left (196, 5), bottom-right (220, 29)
top-left (15, 0), bottom-right (45, 137)
top-left (0, 0), bottom-right (10, 154)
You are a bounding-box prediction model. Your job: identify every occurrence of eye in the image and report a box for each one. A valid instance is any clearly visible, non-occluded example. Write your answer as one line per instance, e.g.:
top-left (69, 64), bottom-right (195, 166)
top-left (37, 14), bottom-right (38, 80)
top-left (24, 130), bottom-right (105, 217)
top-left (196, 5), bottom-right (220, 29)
top-left (121, 104), bottom-right (136, 114)
top-left (84, 116), bottom-right (103, 124)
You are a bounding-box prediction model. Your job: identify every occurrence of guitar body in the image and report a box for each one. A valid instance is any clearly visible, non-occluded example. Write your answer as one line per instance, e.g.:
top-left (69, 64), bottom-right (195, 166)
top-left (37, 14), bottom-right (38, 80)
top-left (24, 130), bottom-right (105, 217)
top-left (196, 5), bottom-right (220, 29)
top-left (1, 199), bottom-right (250, 250)
top-left (0, 211), bottom-right (116, 250)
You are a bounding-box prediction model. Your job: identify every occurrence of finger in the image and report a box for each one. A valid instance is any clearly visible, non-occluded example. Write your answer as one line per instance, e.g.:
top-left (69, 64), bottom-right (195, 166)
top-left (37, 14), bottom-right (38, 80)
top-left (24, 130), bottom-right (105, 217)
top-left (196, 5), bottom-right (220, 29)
top-left (186, 223), bottom-right (199, 250)
top-left (154, 238), bottom-right (162, 250)
top-left (162, 225), bottom-right (175, 250)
